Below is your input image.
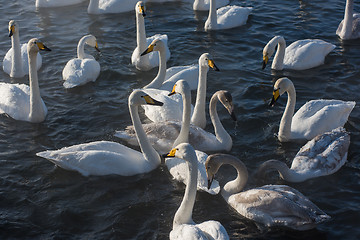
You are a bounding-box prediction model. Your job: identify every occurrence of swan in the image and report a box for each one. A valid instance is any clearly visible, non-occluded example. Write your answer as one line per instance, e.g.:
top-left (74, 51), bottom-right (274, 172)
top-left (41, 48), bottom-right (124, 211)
top-left (262, 36), bottom-right (336, 71)
top-left (336, 0), bottom-right (360, 40)
top-left (62, 35), bottom-right (101, 89)
top-left (269, 77), bottom-right (355, 142)
top-left (0, 38), bottom-right (50, 123)
top-left (36, 90), bottom-right (164, 176)
top-left (257, 127), bottom-right (350, 182)
top-left (165, 143), bottom-right (229, 240)
top-left (3, 20), bottom-right (42, 78)
top-left (204, 0), bottom-right (252, 31)
top-left (88, 0), bottom-right (138, 14)
top-left (205, 154), bottom-right (331, 230)
top-left (131, 1), bottom-right (171, 71)
top-left (115, 89), bottom-right (236, 153)
top-left (36, 0), bottom-right (86, 7)
top-left (193, 0), bottom-right (229, 11)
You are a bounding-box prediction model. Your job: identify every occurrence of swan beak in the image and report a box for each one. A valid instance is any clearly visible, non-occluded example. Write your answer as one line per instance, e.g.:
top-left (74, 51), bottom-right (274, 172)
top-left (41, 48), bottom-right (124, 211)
top-left (262, 55), bottom-right (269, 70)
top-left (142, 95), bottom-right (163, 106)
top-left (163, 148), bottom-right (177, 158)
top-left (207, 176), bottom-right (214, 189)
top-left (9, 26), bottom-right (14, 37)
top-left (37, 42), bottom-right (51, 51)
top-left (208, 59), bottom-right (220, 71)
top-left (95, 42), bottom-right (100, 52)
top-left (269, 89), bottom-right (280, 107)
top-left (141, 44), bottom-right (154, 56)
top-left (230, 111), bottom-right (237, 121)
top-left (139, 5), bottom-right (146, 17)
top-left (168, 84), bottom-right (177, 96)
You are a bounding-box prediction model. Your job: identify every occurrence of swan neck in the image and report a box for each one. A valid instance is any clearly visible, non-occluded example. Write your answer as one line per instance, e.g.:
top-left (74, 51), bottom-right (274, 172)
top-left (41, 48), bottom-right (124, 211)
top-left (88, 0), bottom-right (99, 14)
top-left (130, 105), bottom-right (161, 167)
top-left (208, 0), bottom-right (217, 26)
top-left (272, 37), bottom-right (286, 70)
top-left (28, 50), bottom-right (45, 122)
top-left (10, 30), bottom-right (23, 77)
top-left (172, 91), bottom-right (191, 148)
top-left (173, 152), bottom-right (198, 227)
top-left (220, 157), bottom-right (248, 197)
top-left (77, 37), bottom-right (87, 59)
top-left (278, 83), bottom-right (296, 142)
top-left (136, 12), bottom-right (147, 54)
top-left (190, 65), bottom-right (208, 129)
top-left (343, 0), bottom-right (354, 38)
top-left (143, 48), bottom-right (166, 89)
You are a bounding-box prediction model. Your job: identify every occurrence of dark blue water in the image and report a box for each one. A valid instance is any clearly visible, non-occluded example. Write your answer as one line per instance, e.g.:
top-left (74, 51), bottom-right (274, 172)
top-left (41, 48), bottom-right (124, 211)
top-left (0, 0), bottom-right (359, 239)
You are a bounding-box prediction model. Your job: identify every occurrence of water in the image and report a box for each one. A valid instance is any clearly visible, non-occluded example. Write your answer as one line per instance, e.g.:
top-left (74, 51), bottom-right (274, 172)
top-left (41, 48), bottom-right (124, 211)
top-left (0, 0), bottom-right (359, 239)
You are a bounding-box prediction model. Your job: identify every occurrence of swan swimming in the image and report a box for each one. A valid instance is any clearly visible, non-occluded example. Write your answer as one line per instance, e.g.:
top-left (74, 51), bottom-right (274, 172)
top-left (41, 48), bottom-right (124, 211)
top-left (165, 143), bottom-right (229, 240)
top-left (36, 90), bottom-right (164, 176)
top-left (269, 77), bottom-right (355, 142)
top-left (35, 0), bottom-right (86, 8)
top-left (131, 1), bottom-right (171, 71)
top-left (62, 34), bottom-right (101, 89)
top-left (336, 0), bottom-right (360, 40)
top-left (88, 0), bottom-right (138, 14)
top-left (205, 154), bottom-right (331, 230)
top-left (0, 38), bottom-right (50, 123)
top-left (193, 0), bottom-right (229, 11)
top-left (257, 127), bottom-right (350, 182)
top-left (204, 0), bottom-right (252, 31)
top-left (262, 36), bottom-right (336, 71)
top-left (3, 20), bottom-right (42, 78)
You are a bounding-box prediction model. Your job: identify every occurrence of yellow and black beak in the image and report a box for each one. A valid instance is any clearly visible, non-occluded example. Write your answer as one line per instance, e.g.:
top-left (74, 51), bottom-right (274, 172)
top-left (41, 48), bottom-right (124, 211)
top-left (162, 148), bottom-right (177, 159)
top-left (141, 44), bottom-right (154, 56)
top-left (262, 54), bottom-right (269, 70)
top-left (36, 42), bottom-right (51, 51)
top-left (95, 42), bottom-right (100, 52)
top-left (9, 25), bottom-right (14, 37)
top-left (168, 84), bottom-right (177, 96)
top-left (142, 95), bottom-right (163, 106)
top-left (208, 59), bottom-right (219, 71)
top-left (139, 5), bottom-right (146, 17)
top-left (269, 88), bottom-right (280, 107)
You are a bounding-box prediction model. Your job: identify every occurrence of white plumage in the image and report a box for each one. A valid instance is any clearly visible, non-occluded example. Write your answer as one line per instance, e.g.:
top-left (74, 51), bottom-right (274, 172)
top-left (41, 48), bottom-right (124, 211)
top-left (336, 0), bottom-right (360, 40)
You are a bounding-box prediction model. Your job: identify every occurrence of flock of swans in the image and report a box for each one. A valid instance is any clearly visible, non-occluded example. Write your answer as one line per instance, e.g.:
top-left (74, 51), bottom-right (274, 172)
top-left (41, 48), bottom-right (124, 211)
top-left (1, 0), bottom-right (359, 238)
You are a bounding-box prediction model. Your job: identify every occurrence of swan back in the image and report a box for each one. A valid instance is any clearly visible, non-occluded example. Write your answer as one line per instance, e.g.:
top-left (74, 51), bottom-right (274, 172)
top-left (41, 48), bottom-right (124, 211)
top-left (336, 0), bottom-right (360, 40)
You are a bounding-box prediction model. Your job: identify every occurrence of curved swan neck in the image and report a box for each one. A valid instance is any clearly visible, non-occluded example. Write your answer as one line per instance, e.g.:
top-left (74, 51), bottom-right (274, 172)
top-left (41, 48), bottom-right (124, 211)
top-left (88, 0), bottom-right (99, 14)
top-left (10, 29), bottom-right (24, 77)
top-left (258, 160), bottom-right (301, 182)
top-left (190, 64), bottom-right (208, 129)
top-left (173, 151), bottom-right (198, 227)
top-left (272, 36), bottom-right (286, 70)
top-left (77, 36), bottom-right (88, 59)
top-left (343, 0), bottom-right (354, 39)
top-left (278, 82), bottom-right (296, 142)
top-left (129, 104), bottom-right (161, 167)
top-left (28, 50), bottom-right (45, 123)
top-left (173, 90), bottom-right (191, 148)
top-left (209, 93), bottom-right (232, 147)
top-left (143, 47), bottom-right (167, 89)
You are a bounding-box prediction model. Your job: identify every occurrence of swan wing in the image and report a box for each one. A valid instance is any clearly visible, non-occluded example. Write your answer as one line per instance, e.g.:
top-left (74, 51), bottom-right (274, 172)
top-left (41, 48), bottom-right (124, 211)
top-left (99, 0), bottom-right (137, 13)
top-left (291, 127), bottom-right (350, 179)
top-left (291, 99), bottom-right (355, 140)
top-left (36, 141), bottom-right (156, 177)
top-left (193, 0), bottom-right (229, 11)
top-left (2, 49), bottom-right (13, 75)
top-left (36, 0), bottom-right (85, 7)
top-left (62, 58), bottom-right (100, 88)
top-left (161, 64), bottom-right (199, 91)
top-left (284, 39), bottom-right (335, 70)
top-left (166, 150), bottom-right (220, 195)
top-left (337, 13), bottom-right (360, 40)
top-left (0, 83), bottom-right (31, 121)
top-left (170, 224), bottom-right (208, 240)
top-left (217, 6), bottom-right (252, 30)
top-left (188, 125), bottom-right (224, 152)
top-left (196, 220), bottom-right (229, 240)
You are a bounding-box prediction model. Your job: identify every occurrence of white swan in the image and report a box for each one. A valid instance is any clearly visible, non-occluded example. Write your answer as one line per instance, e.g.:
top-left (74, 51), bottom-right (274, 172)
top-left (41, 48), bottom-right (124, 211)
top-left (262, 36), bottom-right (336, 71)
top-left (36, 0), bottom-right (86, 7)
top-left (204, 0), bottom-right (252, 31)
top-left (257, 127), bottom-right (350, 182)
top-left (193, 0), bottom-right (229, 11)
top-left (269, 77), bottom-right (355, 142)
top-left (336, 0), bottom-right (360, 40)
top-left (36, 90), bottom-right (163, 176)
top-left (3, 20), bottom-right (42, 78)
top-left (165, 143), bottom-right (229, 240)
top-left (0, 38), bottom-right (50, 123)
top-left (62, 35), bottom-right (101, 89)
top-left (88, 0), bottom-right (138, 14)
top-left (205, 154), bottom-right (331, 230)
top-left (131, 1), bottom-right (171, 71)
top-left (116, 89), bottom-right (236, 153)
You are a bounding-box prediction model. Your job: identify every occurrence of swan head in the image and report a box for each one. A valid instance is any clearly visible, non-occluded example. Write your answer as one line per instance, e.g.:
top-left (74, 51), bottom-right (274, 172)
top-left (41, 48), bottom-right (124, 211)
top-left (141, 38), bottom-right (165, 56)
top-left (269, 77), bottom-right (293, 107)
top-left (199, 53), bottom-right (220, 71)
top-left (27, 38), bottom-right (51, 55)
top-left (135, 1), bottom-right (146, 17)
top-left (83, 34), bottom-right (100, 52)
top-left (129, 89), bottom-right (164, 107)
top-left (163, 143), bottom-right (196, 162)
top-left (8, 20), bottom-right (18, 37)
top-left (262, 36), bottom-right (285, 69)
top-left (168, 80), bottom-right (191, 97)
top-left (217, 90), bottom-right (237, 121)
top-left (205, 154), bottom-right (224, 189)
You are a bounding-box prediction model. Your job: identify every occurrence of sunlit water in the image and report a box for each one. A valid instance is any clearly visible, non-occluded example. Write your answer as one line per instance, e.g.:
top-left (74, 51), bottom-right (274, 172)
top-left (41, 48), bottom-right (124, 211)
top-left (0, 0), bottom-right (359, 239)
